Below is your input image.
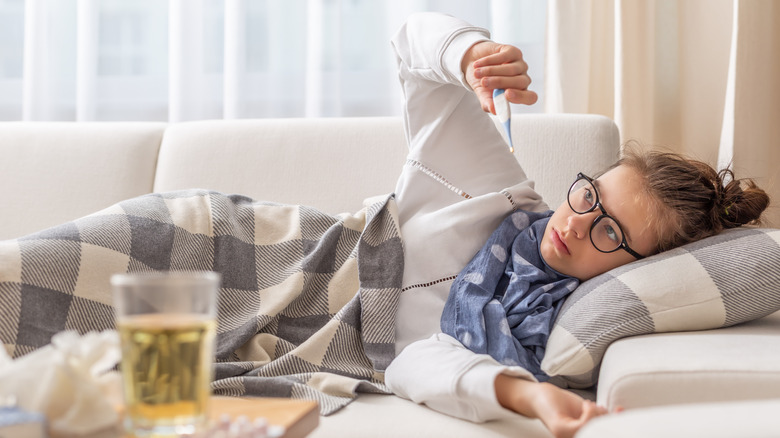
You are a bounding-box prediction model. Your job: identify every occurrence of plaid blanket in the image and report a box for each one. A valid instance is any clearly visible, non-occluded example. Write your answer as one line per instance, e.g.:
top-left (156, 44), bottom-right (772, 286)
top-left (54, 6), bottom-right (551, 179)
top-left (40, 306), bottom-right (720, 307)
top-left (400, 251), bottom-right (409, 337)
top-left (0, 189), bottom-right (404, 414)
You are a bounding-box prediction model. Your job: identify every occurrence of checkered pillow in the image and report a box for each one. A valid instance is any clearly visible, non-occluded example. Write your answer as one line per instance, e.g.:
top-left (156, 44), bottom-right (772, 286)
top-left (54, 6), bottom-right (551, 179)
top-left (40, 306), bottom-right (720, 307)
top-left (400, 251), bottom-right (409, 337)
top-left (541, 227), bottom-right (780, 388)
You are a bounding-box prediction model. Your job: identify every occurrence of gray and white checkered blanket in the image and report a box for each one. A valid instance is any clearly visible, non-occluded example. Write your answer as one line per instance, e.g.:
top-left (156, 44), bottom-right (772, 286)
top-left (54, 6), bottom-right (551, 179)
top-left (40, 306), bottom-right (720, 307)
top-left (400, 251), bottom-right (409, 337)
top-left (0, 189), bottom-right (404, 414)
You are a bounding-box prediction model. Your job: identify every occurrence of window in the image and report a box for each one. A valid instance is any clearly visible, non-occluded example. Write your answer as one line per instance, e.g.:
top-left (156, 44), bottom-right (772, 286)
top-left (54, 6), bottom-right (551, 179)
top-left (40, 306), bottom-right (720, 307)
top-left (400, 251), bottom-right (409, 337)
top-left (0, 0), bottom-right (547, 121)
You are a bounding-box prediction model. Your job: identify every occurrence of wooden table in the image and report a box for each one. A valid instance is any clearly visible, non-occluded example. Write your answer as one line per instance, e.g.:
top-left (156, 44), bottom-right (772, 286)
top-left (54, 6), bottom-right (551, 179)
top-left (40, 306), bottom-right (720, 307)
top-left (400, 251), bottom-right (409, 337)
top-left (208, 397), bottom-right (319, 438)
top-left (120, 397), bottom-right (319, 438)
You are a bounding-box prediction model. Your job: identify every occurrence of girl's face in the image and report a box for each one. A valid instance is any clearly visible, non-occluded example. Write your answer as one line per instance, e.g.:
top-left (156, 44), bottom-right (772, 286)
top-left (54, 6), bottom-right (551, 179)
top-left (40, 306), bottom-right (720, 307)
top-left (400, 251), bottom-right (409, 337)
top-left (540, 165), bottom-right (659, 281)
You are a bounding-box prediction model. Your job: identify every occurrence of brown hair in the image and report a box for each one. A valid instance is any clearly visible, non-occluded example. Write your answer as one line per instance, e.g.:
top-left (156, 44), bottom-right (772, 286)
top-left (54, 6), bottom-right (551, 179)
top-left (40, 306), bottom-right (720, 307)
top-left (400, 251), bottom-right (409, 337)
top-left (614, 145), bottom-right (770, 254)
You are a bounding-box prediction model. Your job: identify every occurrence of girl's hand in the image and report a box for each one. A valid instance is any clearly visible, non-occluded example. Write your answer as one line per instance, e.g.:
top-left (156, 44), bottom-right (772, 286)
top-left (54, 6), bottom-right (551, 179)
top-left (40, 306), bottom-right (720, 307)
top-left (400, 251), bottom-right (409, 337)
top-left (530, 383), bottom-right (609, 438)
top-left (495, 376), bottom-right (610, 438)
top-left (461, 41), bottom-right (538, 114)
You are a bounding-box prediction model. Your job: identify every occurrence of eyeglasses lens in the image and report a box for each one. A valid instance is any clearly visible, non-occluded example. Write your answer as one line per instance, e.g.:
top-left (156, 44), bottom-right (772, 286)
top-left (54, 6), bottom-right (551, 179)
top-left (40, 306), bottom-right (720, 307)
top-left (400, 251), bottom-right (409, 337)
top-left (591, 216), bottom-right (624, 252)
top-left (568, 178), bottom-right (596, 214)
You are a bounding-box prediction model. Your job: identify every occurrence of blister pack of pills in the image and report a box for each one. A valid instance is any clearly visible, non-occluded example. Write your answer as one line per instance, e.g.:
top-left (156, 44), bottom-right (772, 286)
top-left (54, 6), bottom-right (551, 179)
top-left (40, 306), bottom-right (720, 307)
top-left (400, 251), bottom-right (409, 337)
top-left (187, 414), bottom-right (286, 438)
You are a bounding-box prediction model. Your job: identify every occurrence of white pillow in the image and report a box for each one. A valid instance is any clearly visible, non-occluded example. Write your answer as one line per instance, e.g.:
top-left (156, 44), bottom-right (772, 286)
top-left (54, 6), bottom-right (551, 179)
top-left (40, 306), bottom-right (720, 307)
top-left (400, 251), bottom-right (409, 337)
top-left (542, 227), bottom-right (780, 388)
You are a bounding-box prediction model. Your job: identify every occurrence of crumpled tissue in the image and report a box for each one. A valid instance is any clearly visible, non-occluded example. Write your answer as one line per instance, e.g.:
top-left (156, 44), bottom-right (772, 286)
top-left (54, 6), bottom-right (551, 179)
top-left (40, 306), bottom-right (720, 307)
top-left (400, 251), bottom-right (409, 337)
top-left (0, 331), bottom-right (123, 437)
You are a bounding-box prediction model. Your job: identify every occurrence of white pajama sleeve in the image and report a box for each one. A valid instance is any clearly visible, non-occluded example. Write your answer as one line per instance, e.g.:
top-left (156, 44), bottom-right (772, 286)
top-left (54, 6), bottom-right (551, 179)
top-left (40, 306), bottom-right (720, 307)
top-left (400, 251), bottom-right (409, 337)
top-left (385, 334), bottom-right (536, 423)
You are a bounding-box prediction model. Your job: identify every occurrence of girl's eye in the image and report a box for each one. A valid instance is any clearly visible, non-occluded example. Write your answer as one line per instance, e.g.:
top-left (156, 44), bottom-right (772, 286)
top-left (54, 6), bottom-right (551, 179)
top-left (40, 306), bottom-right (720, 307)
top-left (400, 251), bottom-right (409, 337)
top-left (583, 188), bottom-right (594, 205)
top-left (603, 223), bottom-right (619, 243)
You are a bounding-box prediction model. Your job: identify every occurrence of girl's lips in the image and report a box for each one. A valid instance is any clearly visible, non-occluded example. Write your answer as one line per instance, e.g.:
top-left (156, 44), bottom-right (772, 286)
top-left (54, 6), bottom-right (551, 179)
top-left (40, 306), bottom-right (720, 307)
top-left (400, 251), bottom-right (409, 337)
top-left (551, 228), bottom-right (570, 255)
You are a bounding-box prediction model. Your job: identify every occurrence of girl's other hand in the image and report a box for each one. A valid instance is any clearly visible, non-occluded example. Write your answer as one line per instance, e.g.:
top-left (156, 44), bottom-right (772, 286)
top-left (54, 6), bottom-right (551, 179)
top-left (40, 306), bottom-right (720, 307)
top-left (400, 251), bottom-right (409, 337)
top-left (495, 376), bottom-right (610, 438)
top-left (461, 41), bottom-right (538, 114)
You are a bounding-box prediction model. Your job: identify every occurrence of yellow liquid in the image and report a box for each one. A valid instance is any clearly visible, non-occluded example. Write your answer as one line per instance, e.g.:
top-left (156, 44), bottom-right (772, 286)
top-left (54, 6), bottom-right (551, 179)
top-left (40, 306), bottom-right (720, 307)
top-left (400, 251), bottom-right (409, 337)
top-left (118, 314), bottom-right (216, 436)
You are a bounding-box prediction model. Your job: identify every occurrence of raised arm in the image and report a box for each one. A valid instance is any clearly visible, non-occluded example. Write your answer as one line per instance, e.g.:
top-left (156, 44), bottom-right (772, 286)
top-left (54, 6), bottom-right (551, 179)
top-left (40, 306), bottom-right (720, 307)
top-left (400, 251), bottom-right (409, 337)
top-left (390, 12), bottom-right (537, 201)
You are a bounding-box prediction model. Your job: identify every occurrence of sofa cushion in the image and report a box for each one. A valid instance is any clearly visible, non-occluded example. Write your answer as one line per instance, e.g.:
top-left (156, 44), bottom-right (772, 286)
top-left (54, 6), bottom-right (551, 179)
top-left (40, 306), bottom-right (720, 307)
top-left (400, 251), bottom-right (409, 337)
top-left (541, 227), bottom-right (780, 387)
top-left (311, 393), bottom-right (552, 438)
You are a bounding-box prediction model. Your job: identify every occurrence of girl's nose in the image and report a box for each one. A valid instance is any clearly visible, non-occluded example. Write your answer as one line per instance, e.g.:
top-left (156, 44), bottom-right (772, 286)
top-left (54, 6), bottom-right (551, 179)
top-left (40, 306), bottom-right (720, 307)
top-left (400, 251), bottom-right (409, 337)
top-left (567, 211), bottom-right (595, 239)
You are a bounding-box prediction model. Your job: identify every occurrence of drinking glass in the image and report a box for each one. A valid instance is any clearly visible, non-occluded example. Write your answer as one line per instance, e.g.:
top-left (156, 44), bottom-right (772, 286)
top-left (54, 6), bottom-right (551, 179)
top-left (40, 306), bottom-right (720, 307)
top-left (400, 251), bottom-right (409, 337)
top-left (112, 271), bottom-right (220, 437)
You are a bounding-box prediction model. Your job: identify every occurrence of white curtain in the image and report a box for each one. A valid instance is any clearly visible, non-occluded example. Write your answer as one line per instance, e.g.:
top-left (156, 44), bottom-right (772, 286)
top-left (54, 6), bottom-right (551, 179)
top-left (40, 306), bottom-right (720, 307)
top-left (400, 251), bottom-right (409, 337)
top-left (546, 0), bottom-right (780, 226)
top-left (0, 0), bottom-right (547, 122)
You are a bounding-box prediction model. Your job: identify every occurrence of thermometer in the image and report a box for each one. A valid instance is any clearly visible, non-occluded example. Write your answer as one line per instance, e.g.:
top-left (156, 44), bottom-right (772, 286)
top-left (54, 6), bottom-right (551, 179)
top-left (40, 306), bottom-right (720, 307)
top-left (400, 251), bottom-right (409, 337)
top-left (493, 89), bottom-right (514, 153)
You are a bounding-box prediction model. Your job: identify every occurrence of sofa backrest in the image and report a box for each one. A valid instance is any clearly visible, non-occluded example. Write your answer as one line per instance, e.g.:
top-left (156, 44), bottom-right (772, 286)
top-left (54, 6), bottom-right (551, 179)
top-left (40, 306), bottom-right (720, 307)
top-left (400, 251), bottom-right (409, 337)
top-left (0, 122), bottom-right (165, 240)
top-left (152, 117), bottom-right (408, 216)
top-left (0, 115), bottom-right (619, 240)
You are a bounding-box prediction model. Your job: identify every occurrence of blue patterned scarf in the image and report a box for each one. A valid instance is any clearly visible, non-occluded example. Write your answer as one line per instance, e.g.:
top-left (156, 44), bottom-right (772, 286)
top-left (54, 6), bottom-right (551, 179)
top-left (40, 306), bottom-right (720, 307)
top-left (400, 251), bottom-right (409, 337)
top-left (441, 210), bottom-right (579, 381)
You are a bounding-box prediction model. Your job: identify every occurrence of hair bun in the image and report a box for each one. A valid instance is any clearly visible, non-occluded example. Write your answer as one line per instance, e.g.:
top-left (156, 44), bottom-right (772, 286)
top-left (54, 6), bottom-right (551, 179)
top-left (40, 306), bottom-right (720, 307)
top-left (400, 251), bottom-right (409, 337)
top-left (717, 168), bottom-right (769, 228)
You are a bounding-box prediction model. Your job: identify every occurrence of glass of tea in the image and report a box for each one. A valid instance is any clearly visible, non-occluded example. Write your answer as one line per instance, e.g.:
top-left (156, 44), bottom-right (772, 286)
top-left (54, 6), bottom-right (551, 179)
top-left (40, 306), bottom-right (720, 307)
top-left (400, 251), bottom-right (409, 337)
top-left (112, 271), bottom-right (220, 437)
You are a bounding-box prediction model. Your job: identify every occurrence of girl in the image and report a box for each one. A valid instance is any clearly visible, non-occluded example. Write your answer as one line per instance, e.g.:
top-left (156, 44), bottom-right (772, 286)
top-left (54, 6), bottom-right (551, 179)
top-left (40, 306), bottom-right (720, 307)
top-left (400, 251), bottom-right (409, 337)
top-left (384, 12), bottom-right (769, 438)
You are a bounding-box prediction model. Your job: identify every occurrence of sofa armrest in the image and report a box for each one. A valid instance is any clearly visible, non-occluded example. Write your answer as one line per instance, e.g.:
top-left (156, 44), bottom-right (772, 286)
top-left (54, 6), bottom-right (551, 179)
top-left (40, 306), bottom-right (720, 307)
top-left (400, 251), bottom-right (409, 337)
top-left (596, 310), bottom-right (780, 411)
top-left (577, 398), bottom-right (780, 438)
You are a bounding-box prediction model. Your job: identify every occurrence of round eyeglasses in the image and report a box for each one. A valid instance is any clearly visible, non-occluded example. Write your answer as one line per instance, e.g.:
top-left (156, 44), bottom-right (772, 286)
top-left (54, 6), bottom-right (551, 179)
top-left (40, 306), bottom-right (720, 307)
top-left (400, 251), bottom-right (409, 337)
top-left (567, 173), bottom-right (645, 260)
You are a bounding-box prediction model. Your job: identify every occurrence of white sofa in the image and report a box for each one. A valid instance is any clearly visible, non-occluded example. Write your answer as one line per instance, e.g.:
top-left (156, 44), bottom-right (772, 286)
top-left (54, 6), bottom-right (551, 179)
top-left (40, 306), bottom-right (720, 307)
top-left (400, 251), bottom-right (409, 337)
top-left (2, 116), bottom-right (779, 438)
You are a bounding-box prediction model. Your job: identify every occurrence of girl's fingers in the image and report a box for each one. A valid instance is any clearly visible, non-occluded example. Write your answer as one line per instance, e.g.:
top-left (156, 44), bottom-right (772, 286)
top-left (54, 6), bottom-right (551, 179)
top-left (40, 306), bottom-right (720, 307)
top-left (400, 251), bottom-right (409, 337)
top-left (473, 45), bottom-right (524, 68)
top-left (474, 61), bottom-right (528, 79)
top-left (582, 401), bottom-right (609, 420)
top-left (505, 89), bottom-right (538, 104)
top-left (579, 401), bottom-right (594, 420)
top-left (475, 89), bottom-right (496, 114)
top-left (480, 77), bottom-right (538, 106)
top-left (480, 74), bottom-right (532, 92)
